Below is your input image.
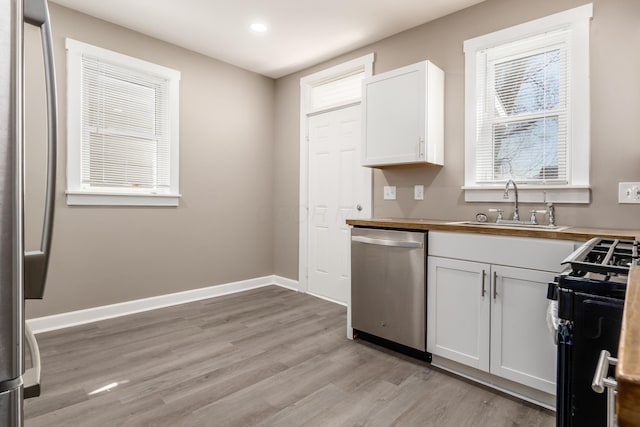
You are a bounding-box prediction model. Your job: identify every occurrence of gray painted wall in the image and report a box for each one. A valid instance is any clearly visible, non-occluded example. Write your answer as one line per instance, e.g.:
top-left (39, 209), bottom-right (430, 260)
top-left (273, 0), bottom-right (640, 280)
top-left (25, 5), bottom-right (276, 318)
top-left (24, 0), bottom-right (640, 317)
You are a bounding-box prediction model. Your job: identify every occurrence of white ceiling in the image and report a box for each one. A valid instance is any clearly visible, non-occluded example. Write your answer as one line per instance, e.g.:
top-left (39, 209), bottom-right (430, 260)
top-left (50, 0), bottom-right (485, 79)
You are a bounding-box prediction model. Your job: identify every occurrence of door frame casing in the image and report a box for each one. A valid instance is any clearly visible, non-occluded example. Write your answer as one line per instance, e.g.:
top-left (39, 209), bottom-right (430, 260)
top-left (298, 54), bottom-right (374, 297)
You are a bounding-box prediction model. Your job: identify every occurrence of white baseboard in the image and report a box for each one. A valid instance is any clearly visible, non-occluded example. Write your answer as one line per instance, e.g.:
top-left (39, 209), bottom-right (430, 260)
top-left (27, 275), bottom-right (299, 334)
top-left (273, 275), bottom-right (299, 291)
top-left (306, 291), bottom-right (347, 307)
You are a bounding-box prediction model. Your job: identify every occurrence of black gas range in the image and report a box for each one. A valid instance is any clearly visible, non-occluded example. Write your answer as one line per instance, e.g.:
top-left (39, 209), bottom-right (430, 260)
top-left (547, 238), bottom-right (638, 427)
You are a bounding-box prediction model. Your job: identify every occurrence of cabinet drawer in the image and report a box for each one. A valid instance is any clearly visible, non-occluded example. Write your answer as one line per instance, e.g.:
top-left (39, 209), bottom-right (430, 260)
top-left (428, 231), bottom-right (576, 272)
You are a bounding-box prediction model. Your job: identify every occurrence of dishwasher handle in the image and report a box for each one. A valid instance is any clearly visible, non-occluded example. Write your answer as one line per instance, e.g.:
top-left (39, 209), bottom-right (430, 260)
top-left (351, 235), bottom-right (423, 249)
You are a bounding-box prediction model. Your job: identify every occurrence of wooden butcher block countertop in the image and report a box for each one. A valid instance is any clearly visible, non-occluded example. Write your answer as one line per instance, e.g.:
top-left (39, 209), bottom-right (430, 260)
top-left (618, 265), bottom-right (640, 427)
top-left (345, 218), bottom-right (640, 241)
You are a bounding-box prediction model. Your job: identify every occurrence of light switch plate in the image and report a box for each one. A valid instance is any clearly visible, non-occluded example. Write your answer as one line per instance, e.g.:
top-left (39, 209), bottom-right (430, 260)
top-left (618, 182), bottom-right (640, 204)
top-left (383, 186), bottom-right (396, 200)
top-left (414, 185), bottom-right (424, 200)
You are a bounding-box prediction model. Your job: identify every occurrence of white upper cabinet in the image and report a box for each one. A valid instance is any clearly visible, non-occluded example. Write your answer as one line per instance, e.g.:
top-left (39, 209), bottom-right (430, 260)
top-left (361, 60), bottom-right (444, 168)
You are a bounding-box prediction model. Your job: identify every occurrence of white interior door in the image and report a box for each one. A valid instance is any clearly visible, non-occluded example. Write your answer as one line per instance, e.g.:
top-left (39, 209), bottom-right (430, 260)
top-left (307, 105), bottom-right (370, 304)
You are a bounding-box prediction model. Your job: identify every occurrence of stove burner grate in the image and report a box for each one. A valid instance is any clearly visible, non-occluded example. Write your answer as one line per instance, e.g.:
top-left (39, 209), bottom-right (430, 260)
top-left (562, 238), bottom-right (639, 278)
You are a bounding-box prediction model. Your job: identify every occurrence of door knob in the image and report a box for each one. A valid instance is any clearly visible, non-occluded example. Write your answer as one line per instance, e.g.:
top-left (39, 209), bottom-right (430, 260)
top-left (356, 204), bottom-right (363, 211)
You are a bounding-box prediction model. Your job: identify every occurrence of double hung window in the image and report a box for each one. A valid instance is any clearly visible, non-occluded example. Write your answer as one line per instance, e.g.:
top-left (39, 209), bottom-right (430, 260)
top-left (464, 4), bottom-right (592, 203)
top-left (476, 30), bottom-right (569, 184)
top-left (66, 39), bottom-right (181, 206)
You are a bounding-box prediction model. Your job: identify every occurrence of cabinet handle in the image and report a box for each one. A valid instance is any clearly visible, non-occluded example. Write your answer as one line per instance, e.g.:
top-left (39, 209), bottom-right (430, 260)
top-left (493, 271), bottom-right (498, 300)
top-left (481, 270), bottom-right (486, 297)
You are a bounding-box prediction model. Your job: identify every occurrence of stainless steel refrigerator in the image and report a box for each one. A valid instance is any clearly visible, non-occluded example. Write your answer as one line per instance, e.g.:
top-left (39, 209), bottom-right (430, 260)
top-left (1, 0), bottom-right (57, 424)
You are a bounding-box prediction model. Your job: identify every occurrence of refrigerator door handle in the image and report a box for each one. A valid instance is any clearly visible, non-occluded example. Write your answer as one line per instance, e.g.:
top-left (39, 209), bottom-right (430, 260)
top-left (22, 323), bottom-right (41, 399)
top-left (24, 0), bottom-right (57, 300)
top-left (0, 378), bottom-right (23, 395)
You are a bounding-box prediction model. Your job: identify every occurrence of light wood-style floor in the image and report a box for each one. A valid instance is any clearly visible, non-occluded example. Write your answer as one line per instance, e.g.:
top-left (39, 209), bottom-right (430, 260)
top-left (24, 286), bottom-right (554, 426)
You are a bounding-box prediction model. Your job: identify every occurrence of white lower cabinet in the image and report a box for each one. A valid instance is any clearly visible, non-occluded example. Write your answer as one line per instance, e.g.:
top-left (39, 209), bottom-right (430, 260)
top-left (489, 265), bottom-right (557, 394)
top-left (427, 257), bottom-right (490, 370)
top-left (427, 232), bottom-right (573, 396)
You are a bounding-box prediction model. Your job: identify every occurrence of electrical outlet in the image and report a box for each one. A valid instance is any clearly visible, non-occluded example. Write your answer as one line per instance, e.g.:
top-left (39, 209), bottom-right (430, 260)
top-left (383, 186), bottom-right (396, 200)
top-left (414, 185), bottom-right (424, 200)
top-left (618, 182), bottom-right (640, 204)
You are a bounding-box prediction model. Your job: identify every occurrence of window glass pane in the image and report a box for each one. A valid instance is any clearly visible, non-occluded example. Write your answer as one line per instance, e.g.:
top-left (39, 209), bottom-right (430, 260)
top-left (475, 37), bottom-right (568, 184)
top-left (80, 56), bottom-right (171, 190)
top-left (93, 75), bottom-right (156, 135)
top-left (310, 71), bottom-right (364, 111)
top-left (85, 133), bottom-right (158, 188)
top-left (494, 49), bottom-right (561, 117)
top-left (492, 116), bottom-right (560, 181)
top-left (84, 61), bottom-right (159, 137)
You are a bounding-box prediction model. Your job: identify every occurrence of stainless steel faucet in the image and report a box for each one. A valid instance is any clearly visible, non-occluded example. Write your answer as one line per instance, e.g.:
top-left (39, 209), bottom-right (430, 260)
top-left (547, 202), bottom-right (556, 226)
top-left (504, 179), bottom-right (519, 221)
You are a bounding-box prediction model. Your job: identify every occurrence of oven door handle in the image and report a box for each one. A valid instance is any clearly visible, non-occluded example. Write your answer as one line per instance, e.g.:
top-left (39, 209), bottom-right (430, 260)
top-left (592, 350), bottom-right (618, 427)
top-left (592, 349), bottom-right (618, 393)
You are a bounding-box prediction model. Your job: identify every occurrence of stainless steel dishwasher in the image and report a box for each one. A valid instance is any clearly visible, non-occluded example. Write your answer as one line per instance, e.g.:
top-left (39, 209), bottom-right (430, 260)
top-left (351, 227), bottom-right (427, 353)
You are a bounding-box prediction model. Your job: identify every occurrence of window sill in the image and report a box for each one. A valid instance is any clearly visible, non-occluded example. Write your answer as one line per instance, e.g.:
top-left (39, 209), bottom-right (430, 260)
top-left (462, 185), bottom-right (590, 204)
top-left (66, 191), bottom-right (181, 207)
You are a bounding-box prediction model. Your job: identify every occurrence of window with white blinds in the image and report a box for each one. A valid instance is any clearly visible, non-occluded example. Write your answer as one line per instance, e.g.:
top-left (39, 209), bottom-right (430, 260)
top-left (66, 39), bottom-right (181, 206)
top-left (475, 29), bottom-right (569, 184)
top-left (463, 4), bottom-right (592, 203)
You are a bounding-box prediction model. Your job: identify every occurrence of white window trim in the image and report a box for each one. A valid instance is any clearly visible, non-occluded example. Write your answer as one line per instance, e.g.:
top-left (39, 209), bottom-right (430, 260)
top-left (65, 38), bottom-right (181, 207)
top-left (463, 4), bottom-right (592, 204)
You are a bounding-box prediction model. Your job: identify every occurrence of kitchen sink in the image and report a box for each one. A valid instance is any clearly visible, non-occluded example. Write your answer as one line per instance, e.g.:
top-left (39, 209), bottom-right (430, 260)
top-left (446, 221), bottom-right (569, 231)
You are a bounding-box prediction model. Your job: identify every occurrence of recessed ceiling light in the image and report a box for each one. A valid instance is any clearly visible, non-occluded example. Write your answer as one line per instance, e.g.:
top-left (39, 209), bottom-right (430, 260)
top-left (250, 23), bottom-right (268, 33)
